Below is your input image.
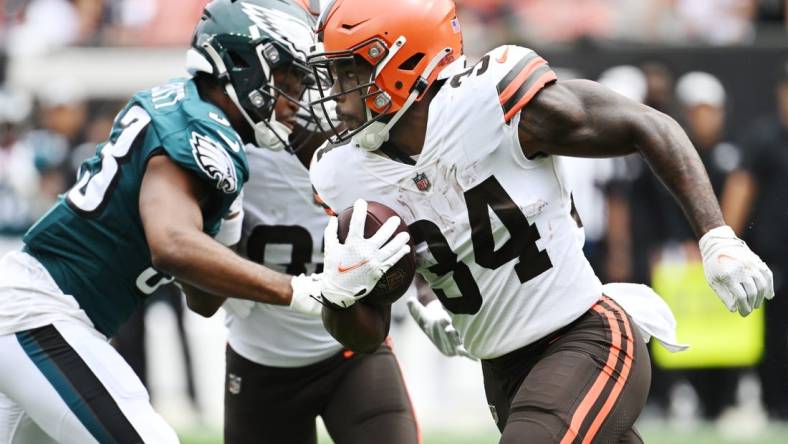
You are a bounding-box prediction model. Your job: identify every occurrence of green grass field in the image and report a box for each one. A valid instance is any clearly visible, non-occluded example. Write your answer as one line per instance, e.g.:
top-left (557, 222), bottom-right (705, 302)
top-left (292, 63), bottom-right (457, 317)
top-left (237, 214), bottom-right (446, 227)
top-left (179, 422), bottom-right (788, 444)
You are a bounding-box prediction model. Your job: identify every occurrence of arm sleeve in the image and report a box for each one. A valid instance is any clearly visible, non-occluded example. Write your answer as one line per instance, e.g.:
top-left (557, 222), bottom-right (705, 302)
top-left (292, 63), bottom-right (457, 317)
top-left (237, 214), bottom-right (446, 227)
top-left (214, 191), bottom-right (245, 246)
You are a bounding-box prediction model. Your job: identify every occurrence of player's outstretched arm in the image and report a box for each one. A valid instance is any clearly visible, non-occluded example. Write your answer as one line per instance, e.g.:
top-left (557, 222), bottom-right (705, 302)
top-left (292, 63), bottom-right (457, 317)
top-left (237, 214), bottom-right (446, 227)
top-left (139, 154), bottom-right (319, 314)
top-left (518, 80), bottom-right (774, 316)
top-left (519, 79), bottom-right (723, 236)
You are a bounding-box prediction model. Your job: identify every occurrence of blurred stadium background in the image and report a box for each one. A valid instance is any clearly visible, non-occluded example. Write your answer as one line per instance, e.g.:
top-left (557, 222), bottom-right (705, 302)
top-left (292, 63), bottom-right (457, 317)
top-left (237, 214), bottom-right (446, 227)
top-left (3, 0), bottom-right (788, 443)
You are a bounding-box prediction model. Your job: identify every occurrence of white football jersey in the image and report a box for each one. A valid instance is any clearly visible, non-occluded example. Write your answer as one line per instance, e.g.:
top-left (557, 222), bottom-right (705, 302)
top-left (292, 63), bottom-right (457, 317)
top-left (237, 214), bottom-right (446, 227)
top-left (311, 46), bottom-right (602, 359)
top-left (225, 146), bottom-right (342, 368)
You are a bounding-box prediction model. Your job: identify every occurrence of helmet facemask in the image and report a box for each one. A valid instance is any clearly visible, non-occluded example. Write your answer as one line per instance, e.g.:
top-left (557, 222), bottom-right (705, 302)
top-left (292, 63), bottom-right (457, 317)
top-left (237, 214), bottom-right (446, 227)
top-left (307, 37), bottom-right (455, 151)
top-left (307, 39), bottom-right (397, 149)
top-left (193, 34), bottom-right (317, 153)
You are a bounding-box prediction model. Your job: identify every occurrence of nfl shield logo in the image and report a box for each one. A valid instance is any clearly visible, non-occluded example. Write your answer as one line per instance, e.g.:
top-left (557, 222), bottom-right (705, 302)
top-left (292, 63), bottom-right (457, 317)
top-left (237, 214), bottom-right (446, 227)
top-left (228, 373), bottom-right (242, 395)
top-left (413, 173), bottom-right (431, 192)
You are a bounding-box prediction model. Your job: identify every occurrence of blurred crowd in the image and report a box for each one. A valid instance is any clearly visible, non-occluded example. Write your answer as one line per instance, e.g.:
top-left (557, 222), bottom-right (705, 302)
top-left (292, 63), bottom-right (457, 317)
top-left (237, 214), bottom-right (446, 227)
top-left (0, 78), bottom-right (122, 236)
top-left (2, 0), bottom-right (788, 429)
top-left (457, 0), bottom-right (787, 52)
top-left (1, 0), bottom-right (204, 53)
top-left (0, 0), bottom-right (786, 55)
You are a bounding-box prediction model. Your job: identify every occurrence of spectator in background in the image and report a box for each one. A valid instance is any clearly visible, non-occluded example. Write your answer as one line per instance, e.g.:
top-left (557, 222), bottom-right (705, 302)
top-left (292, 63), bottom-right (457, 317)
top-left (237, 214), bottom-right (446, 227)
top-left (24, 129), bottom-right (69, 216)
top-left (722, 62), bottom-right (788, 421)
top-left (106, 0), bottom-right (206, 46)
top-left (675, 72), bottom-right (742, 198)
top-left (38, 78), bottom-right (88, 147)
top-left (37, 78), bottom-right (88, 181)
top-left (755, 0), bottom-right (786, 26)
top-left (512, 0), bottom-right (614, 44)
top-left (667, 71), bottom-right (743, 421)
top-left (674, 0), bottom-right (756, 45)
top-left (0, 84), bottom-right (67, 233)
top-left (68, 102), bottom-right (121, 174)
top-left (642, 62), bottom-right (677, 116)
top-left (5, 0), bottom-right (103, 54)
top-left (0, 87), bottom-right (37, 236)
top-left (455, 0), bottom-right (514, 55)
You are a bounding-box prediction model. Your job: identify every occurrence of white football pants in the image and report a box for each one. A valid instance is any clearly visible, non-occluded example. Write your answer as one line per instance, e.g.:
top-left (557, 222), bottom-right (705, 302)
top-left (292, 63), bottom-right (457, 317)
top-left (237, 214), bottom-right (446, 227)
top-left (0, 251), bottom-right (179, 443)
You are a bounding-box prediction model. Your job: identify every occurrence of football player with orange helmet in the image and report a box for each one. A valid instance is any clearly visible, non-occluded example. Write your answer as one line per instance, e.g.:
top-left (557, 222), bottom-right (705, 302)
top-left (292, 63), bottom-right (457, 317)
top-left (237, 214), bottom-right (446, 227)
top-left (185, 2), bottom-right (421, 444)
top-left (308, 1), bottom-right (775, 443)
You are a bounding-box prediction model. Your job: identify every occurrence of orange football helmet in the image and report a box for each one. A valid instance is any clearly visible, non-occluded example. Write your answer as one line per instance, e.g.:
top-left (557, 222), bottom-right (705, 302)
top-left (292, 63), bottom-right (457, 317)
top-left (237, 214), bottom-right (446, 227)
top-left (308, 0), bottom-right (465, 149)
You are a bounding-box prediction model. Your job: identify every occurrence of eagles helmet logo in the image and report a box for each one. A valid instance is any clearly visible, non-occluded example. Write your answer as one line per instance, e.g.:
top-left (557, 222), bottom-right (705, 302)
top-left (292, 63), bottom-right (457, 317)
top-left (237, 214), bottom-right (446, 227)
top-left (240, 2), bottom-right (314, 62)
top-left (190, 131), bottom-right (239, 194)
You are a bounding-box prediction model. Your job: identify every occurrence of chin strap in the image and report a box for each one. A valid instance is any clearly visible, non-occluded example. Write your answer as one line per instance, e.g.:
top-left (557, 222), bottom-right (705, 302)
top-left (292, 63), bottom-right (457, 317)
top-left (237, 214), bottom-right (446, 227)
top-left (223, 81), bottom-right (292, 151)
top-left (353, 47), bottom-right (454, 152)
top-left (255, 115), bottom-right (293, 151)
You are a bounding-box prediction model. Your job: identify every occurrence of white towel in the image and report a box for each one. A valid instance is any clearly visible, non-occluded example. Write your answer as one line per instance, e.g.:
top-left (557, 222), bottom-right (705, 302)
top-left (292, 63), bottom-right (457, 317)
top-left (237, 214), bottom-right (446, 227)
top-left (602, 283), bottom-right (689, 353)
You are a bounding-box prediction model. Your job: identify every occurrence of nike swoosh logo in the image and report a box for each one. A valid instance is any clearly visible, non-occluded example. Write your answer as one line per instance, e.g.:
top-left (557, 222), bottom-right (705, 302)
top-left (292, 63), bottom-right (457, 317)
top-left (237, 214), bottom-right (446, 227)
top-left (338, 259), bottom-right (369, 273)
top-left (497, 47), bottom-right (510, 64)
top-left (216, 131), bottom-right (242, 153)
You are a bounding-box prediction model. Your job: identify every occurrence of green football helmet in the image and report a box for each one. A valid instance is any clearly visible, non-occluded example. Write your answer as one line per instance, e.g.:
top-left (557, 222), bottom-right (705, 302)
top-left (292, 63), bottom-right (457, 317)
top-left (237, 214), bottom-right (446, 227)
top-left (186, 0), bottom-right (317, 151)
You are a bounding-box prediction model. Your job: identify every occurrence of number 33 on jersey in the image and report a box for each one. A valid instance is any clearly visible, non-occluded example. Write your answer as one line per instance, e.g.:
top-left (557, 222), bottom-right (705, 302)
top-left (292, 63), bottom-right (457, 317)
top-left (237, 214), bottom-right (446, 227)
top-left (311, 46), bottom-right (603, 360)
top-left (24, 78), bottom-right (249, 337)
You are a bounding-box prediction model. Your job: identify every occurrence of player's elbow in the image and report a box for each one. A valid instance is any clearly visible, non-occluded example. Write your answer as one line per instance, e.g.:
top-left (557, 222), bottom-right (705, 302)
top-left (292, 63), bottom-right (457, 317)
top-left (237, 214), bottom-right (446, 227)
top-left (184, 288), bottom-right (223, 318)
top-left (633, 107), bottom-right (681, 151)
top-left (187, 300), bottom-right (218, 318)
top-left (149, 229), bottom-right (194, 277)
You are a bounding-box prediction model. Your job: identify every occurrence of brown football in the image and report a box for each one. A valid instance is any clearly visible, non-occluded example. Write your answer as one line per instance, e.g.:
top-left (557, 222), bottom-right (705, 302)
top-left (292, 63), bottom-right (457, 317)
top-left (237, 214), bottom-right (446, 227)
top-left (336, 201), bottom-right (416, 306)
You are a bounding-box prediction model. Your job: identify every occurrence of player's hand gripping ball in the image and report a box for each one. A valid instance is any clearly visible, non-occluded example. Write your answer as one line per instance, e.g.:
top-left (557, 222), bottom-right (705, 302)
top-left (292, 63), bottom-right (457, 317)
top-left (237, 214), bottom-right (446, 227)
top-left (321, 199), bottom-right (415, 308)
top-left (331, 200), bottom-right (416, 306)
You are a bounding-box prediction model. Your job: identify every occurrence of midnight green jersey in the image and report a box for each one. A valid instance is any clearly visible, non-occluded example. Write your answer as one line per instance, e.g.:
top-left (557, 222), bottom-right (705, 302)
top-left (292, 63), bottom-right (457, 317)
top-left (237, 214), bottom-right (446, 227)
top-left (23, 78), bottom-right (249, 337)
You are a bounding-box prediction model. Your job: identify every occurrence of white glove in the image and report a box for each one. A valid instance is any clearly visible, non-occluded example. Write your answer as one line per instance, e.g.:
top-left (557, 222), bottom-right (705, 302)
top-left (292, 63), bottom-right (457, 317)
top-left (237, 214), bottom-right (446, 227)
top-left (321, 199), bottom-right (411, 309)
top-left (700, 225), bottom-right (774, 317)
top-left (407, 298), bottom-right (476, 360)
top-left (290, 273), bottom-right (324, 317)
